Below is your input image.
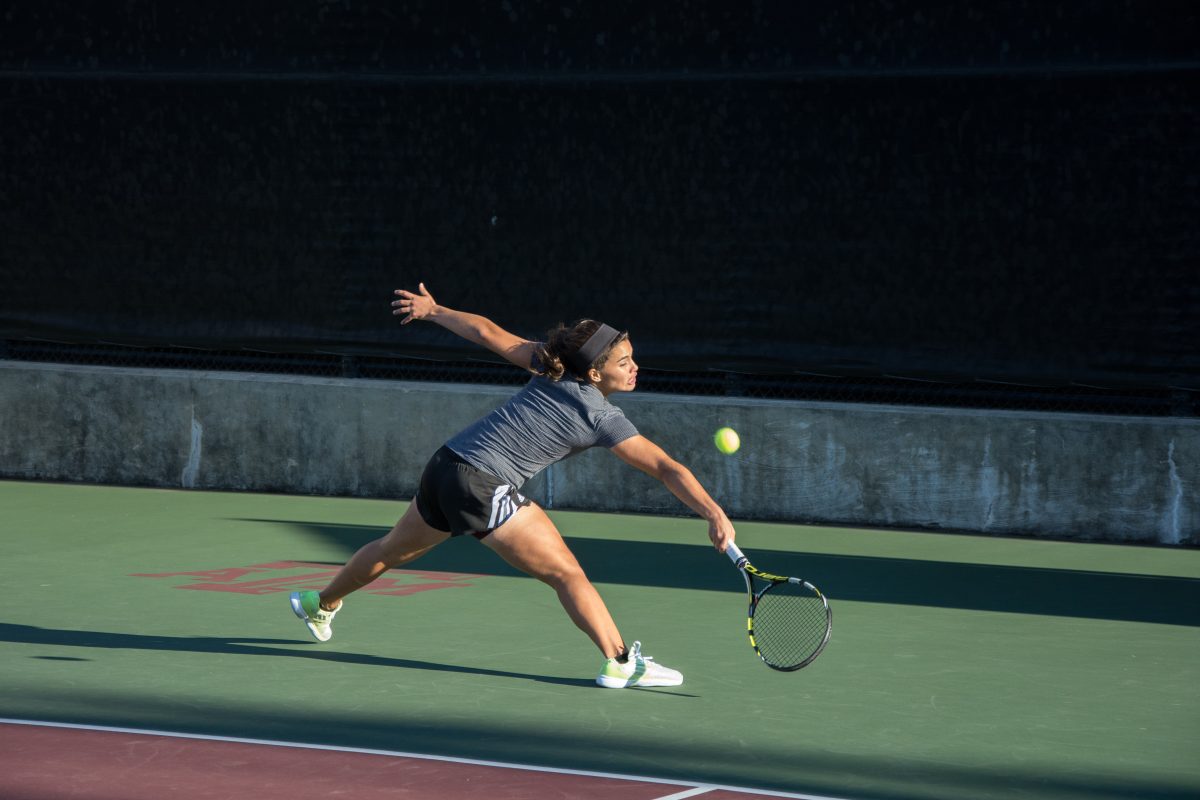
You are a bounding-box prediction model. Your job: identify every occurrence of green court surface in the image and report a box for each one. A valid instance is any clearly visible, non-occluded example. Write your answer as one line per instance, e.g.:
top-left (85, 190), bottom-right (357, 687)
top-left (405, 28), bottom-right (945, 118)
top-left (2, 479), bottom-right (1198, 800)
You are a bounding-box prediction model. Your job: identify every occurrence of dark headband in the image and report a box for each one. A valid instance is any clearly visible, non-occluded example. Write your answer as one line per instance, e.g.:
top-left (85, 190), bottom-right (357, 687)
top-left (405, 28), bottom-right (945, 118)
top-left (565, 323), bottom-right (621, 377)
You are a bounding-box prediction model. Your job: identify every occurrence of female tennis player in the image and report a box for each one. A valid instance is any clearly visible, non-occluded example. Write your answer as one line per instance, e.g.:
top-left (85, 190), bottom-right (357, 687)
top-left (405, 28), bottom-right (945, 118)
top-left (291, 282), bottom-right (736, 688)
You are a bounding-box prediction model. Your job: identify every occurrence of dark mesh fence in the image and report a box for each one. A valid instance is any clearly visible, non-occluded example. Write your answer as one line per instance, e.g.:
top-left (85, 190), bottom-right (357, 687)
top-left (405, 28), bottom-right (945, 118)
top-left (2, 3), bottom-right (1197, 414)
top-left (4, 339), bottom-right (1192, 418)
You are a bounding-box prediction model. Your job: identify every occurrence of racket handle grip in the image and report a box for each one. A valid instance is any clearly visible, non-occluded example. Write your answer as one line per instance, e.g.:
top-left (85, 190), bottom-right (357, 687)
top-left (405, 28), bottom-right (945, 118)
top-left (725, 542), bottom-right (746, 565)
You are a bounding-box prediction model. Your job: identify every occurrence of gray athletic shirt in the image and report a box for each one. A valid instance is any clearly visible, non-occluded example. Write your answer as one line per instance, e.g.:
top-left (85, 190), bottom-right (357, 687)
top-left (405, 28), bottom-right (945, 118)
top-left (444, 374), bottom-right (639, 489)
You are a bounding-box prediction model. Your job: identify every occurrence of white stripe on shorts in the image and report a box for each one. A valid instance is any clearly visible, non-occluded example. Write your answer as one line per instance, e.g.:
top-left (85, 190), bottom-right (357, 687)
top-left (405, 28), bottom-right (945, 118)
top-left (486, 484), bottom-right (525, 530)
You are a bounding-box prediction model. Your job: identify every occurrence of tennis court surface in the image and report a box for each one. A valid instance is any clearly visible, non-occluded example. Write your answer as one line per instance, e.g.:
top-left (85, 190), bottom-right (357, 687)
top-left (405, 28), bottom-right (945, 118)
top-left (2, 479), bottom-right (1197, 799)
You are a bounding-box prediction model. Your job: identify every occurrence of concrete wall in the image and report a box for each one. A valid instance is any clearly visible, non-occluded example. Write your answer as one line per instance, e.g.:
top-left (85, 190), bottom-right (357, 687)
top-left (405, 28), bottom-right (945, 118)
top-left (1, 361), bottom-right (1195, 545)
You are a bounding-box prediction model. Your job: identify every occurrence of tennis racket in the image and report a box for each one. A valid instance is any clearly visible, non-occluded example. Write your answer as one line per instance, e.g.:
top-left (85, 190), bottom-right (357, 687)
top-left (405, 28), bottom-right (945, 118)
top-left (725, 542), bottom-right (832, 671)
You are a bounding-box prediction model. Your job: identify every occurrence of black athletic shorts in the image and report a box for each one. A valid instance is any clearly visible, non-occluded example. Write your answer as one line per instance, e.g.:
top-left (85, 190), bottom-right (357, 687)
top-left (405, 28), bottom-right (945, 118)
top-left (415, 446), bottom-right (531, 538)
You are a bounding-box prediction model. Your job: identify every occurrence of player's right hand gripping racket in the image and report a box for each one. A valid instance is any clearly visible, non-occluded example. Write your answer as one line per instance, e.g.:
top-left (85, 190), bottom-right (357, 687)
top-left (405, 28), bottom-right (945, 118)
top-left (725, 542), bottom-right (832, 671)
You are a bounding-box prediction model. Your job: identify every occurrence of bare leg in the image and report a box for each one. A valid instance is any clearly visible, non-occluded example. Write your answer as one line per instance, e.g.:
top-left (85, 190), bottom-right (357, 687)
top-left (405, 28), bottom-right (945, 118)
top-left (481, 503), bottom-right (625, 658)
top-left (319, 501), bottom-right (450, 609)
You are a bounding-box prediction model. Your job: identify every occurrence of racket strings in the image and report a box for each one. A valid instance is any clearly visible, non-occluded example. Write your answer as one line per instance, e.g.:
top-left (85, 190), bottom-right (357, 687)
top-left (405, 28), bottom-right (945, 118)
top-left (752, 582), bottom-right (829, 669)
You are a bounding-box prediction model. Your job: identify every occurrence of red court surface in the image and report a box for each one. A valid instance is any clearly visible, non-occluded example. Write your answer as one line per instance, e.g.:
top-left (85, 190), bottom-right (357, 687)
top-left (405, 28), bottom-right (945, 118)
top-left (0, 721), bottom-right (815, 800)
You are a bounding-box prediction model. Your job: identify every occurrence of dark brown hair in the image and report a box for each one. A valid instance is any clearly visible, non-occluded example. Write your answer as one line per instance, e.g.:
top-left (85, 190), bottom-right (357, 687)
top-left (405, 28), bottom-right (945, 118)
top-left (535, 319), bottom-right (629, 382)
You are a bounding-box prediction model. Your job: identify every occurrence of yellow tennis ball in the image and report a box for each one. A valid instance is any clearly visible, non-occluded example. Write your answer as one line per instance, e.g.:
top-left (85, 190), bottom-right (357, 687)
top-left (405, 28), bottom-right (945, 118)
top-left (714, 427), bottom-right (740, 455)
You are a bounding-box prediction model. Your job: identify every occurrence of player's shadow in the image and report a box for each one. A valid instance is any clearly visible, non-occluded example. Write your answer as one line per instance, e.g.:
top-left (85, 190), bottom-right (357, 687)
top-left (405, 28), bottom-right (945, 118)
top-left (238, 518), bottom-right (1200, 628)
top-left (0, 622), bottom-right (692, 696)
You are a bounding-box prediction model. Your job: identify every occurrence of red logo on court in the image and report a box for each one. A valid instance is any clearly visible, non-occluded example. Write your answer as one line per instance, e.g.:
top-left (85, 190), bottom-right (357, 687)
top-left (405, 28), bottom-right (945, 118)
top-left (131, 560), bottom-right (484, 597)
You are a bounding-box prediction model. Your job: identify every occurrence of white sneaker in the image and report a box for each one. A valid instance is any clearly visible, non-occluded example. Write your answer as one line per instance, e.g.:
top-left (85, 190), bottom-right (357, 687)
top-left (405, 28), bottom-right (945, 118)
top-left (595, 641), bottom-right (683, 688)
top-left (290, 590), bottom-right (340, 642)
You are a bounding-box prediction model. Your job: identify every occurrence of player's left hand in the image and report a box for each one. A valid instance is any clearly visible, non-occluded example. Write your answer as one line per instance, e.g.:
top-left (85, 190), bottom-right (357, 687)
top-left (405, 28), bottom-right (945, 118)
top-left (392, 282), bottom-right (436, 324)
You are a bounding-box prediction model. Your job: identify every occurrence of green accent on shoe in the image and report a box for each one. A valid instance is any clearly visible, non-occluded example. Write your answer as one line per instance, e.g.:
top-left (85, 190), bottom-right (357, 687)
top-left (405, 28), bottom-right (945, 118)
top-left (298, 590), bottom-right (321, 616)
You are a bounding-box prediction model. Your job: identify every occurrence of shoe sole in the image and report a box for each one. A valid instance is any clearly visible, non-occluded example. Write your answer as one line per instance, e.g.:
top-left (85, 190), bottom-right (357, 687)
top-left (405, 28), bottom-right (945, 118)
top-left (595, 673), bottom-right (684, 689)
top-left (289, 592), bottom-right (332, 643)
top-left (596, 678), bottom-right (683, 688)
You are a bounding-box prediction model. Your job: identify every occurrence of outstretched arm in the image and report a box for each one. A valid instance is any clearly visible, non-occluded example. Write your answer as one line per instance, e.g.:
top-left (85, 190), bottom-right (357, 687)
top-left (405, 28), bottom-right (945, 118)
top-left (392, 282), bottom-right (538, 370)
top-left (610, 435), bottom-right (736, 552)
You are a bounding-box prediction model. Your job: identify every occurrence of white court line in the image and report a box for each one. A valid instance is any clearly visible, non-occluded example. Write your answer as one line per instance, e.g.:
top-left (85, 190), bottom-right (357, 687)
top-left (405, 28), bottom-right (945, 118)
top-left (0, 717), bottom-right (854, 800)
top-left (653, 788), bottom-right (717, 800)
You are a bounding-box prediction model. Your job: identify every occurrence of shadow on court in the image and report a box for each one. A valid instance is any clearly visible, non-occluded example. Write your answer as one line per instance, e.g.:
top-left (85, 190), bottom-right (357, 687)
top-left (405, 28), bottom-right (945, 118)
top-left (0, 622), bottom-right (695, 692)
top-left (236, 519), bottom-right (1200, 628)
top-left (7, 685), bottom-right (1197, 800)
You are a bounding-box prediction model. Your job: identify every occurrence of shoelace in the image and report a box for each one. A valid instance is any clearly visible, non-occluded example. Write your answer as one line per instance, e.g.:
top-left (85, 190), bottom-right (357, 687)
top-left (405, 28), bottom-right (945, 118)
top-left (627, 641), bottom-right (657, 663)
